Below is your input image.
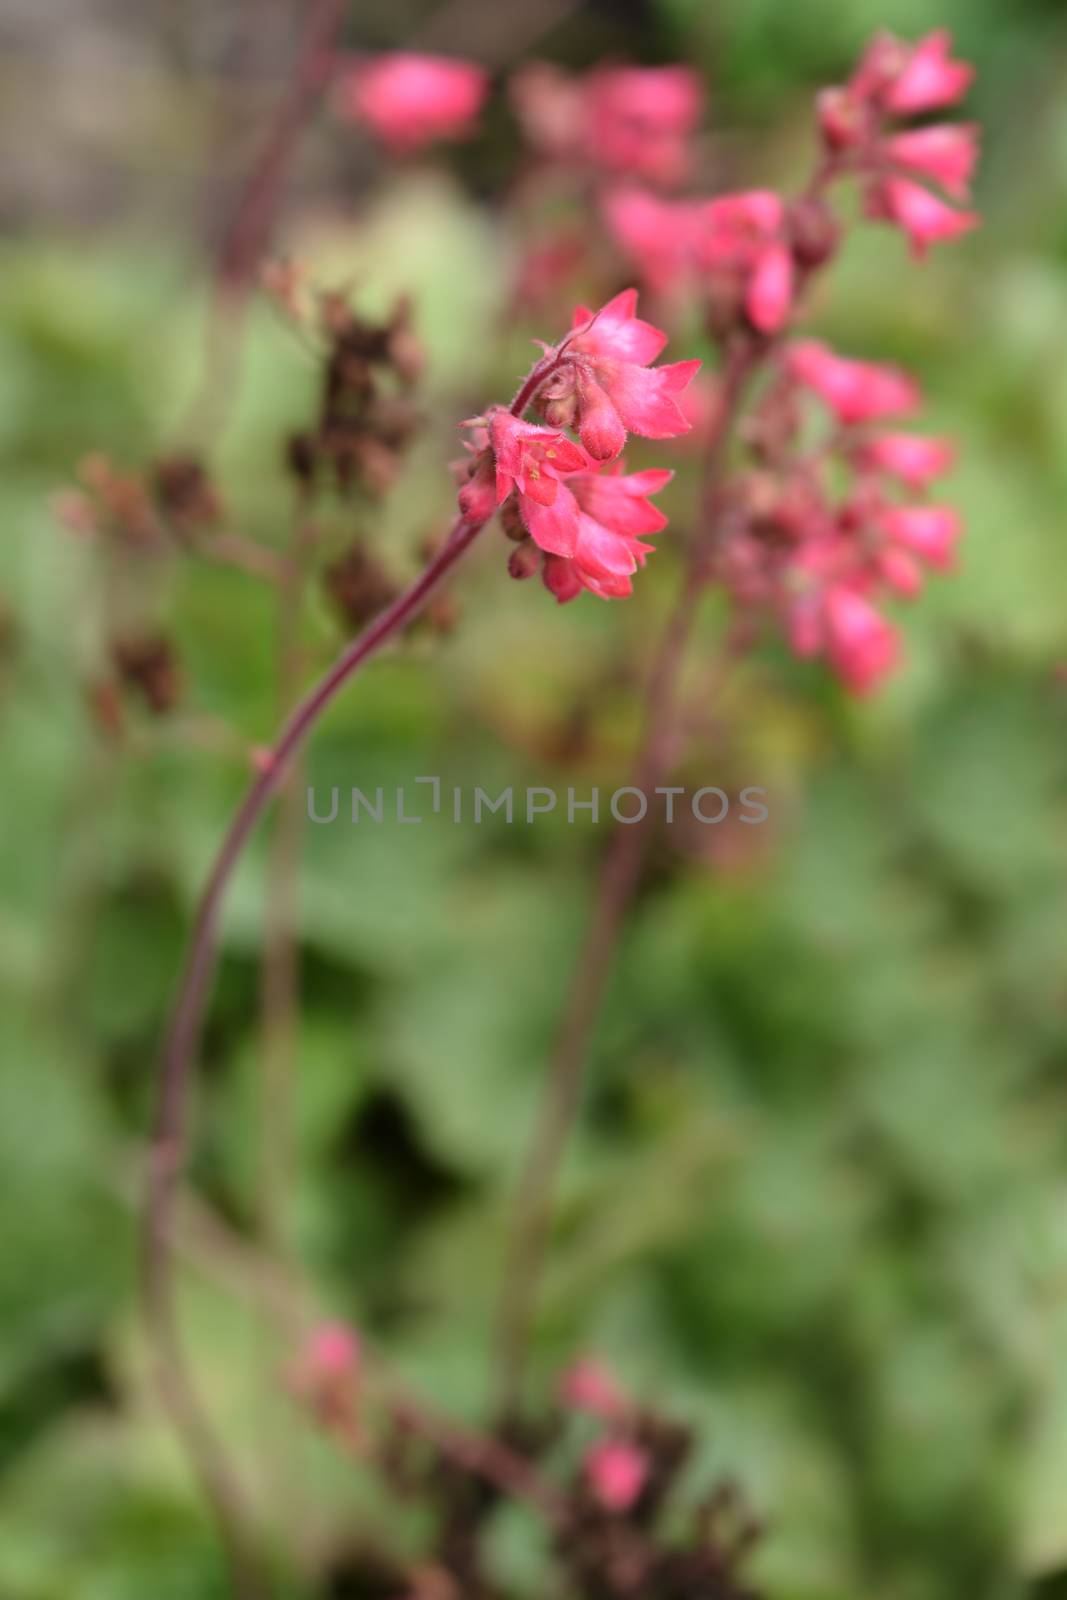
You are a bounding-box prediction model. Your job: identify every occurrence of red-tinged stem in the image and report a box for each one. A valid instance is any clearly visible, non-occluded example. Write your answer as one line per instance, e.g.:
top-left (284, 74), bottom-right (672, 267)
top-left (217, 0), bottom-right (347, 290)
top-left (494, 342), bottom-right (759, 1410)
top-left (257, 501), bottom-right (317, 1258)
top-left (381, 1389), bottom-right (565, 1524)
top-left (185, 0), bottom-right (348, 445)
top-left (143, 512), bottom-right (483, 1597)
top-left (145, 323), bottom-right (556, 1586)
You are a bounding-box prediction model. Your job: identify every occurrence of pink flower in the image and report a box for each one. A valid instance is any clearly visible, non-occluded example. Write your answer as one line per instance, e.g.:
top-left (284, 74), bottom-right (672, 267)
top-left (884, 124), bottom-right (979, 201)
top-left (883, 30), bottom-right (974, 117)
top-left (881, 504), bottom-right (961, 568)
top-left (602, 188), bottom-right (703, 295)
top-left (586, 65), bottom-right (703, 186)
top-left (559, 1358), bottom-right (627, 1420)
top-left (858, 433), bottom-right (955, 488)
top-left (695, 191), bottom-right (795, 334)
top-left (487, 412), bottom-right (586, 516)
top-left (787, 340), bottom-right (920, 424)
top-left (869, 177), bottom-right (979, 257)
top-left (823, 585), bottom-right (900, 694)
top-left (540, 289), bottom-right (700, 460)
top-left (337, 53), bottom-right (487, 152)
top-left (584, 1439), bottom-right (649, 1513)
top-left (484, 401), bottom-right (672, 596)
top-left (531, 463), bottom-right (673, 596)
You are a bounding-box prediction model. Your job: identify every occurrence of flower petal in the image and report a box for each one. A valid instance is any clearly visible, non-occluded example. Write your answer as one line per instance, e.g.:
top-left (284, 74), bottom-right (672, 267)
top-left (594, 357), bottom-right (701, 439)
top-left (521, 482), bottom-right (581, 557)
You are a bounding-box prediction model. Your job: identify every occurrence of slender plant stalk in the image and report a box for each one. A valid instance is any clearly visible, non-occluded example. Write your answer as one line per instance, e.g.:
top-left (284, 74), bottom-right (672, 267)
top-left (258, 503), bottom-right (317, 1257)
top-left (186, 0), bottom-right (349, 444)
top-left (215, 0), bottom-right (348, 292)
top-left (494, 341), bottom-right (760, 1409)
top-left (143, 513), bottom-right (483, 1598)
top-left (142, 346), bottom-right (563, 1591)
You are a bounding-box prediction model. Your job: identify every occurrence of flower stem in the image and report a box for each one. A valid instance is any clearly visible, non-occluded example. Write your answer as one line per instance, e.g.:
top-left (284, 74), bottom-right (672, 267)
top-left (258, 498), bottom-right (317, 1259)
top-left (143, 512), bottom-right (483, 1596)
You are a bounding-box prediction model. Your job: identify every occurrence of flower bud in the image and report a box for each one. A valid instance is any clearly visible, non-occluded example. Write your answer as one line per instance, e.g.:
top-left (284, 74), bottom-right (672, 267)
top-left (539, 391), bottom-right (580, 430)
top-left (816, 87), bottom-right (864, 151)
top-left (575, 367), bottom-right (626, 460)
top-left (499, 494), bottom-right (527, 542)
top-left (457, 453), bottom-right (496, 523)
top-left (584, 1439), bottom-right (649, 1513)
top-left (508, 539), bottom-right (541, 580)
top-left (789, 199), bottom-right (840, 270)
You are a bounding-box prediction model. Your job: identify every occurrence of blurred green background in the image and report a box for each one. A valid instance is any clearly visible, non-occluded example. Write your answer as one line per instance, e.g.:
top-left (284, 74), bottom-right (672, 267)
top-left (2, 0), bottom-right (1067, 1596)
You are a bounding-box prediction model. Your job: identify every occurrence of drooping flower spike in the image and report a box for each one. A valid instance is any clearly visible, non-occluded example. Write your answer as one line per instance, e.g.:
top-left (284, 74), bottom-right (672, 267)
top-left (816, 30), bottom-right (979, 258)
top-left (713, 336), bottom-right (965, 695)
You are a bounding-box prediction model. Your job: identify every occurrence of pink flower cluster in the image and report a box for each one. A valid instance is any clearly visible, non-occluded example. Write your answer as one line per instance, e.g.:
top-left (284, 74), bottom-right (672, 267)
top-left (819, 29), bottom-right (979, 255)
top-left (457, 290), bottom-right (699, 602)
top-left (604, 30), bottom-right (976, 311)
top-left (335, 52), bottom-right (488, 152)
top-left (511, 63), bottom-right (703, 187)
top-left (717, 340), bottom-right (961, 694)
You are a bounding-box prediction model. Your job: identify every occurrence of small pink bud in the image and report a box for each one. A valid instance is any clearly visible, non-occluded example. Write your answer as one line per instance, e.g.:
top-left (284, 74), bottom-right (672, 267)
top-left (540, 391), bottom-right (581, 430)
top-left (287, 1321), bottom-right (362, 1427)
top-left (305, 1322), bottom-right (361, 1379)
top-left (542, 554), bottom-right (583, 604)
top-left (789, 198), bottom-right (840, 270)
top-left (559, 1358), bottom-right (626, 1420)
top-left (508, 540), bottom-right (541, 580)
top-left (457, 455), bottom-right (497, 523)
top-left (816, 87), bottom-right (865, 151)
top-left (584, 1439), bottom-right (649, 1513)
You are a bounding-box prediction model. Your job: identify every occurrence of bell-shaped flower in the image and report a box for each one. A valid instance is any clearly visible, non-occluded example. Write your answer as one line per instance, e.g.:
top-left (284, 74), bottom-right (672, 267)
top-left (540, 290), bottom-right (700, 461)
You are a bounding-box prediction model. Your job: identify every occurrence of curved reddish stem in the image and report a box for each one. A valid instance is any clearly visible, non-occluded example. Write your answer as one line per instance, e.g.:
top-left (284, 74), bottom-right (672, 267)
top-left (143, 348), bottom-right (558, 1590)
top-left (143, 513), bottom-right (482, 1594)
